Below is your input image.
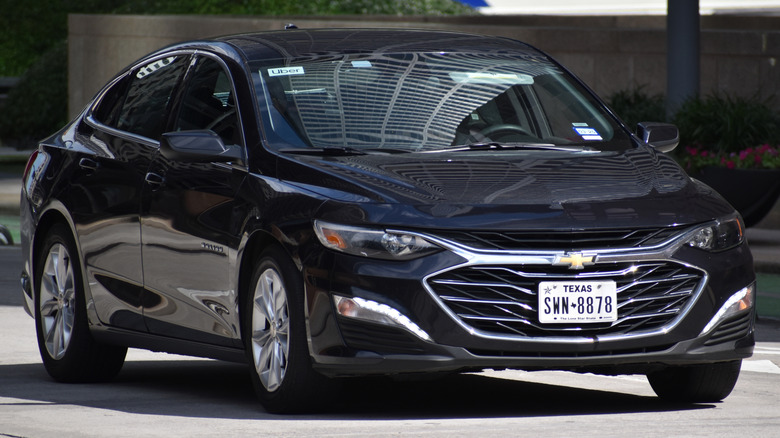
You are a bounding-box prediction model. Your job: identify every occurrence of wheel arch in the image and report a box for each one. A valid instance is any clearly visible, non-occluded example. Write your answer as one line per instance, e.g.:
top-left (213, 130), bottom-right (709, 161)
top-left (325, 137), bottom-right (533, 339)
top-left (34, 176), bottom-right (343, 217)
top-left (29, 204), bottom-right (84, 314)
top-left (236, 229), bottom-right (300, 343)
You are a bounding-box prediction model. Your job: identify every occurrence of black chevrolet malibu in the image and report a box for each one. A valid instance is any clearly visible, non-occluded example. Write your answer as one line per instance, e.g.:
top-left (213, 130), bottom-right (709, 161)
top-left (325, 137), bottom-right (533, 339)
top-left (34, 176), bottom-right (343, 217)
top-left (20, 28), bottom-right (755, 413)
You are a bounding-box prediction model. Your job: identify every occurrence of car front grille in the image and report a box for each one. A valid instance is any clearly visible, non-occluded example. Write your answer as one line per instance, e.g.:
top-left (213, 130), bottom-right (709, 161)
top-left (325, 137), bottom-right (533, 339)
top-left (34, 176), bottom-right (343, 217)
top-left (427, 262), bottom-right (704, 338)
top-left (432, 227), bottom-right (682, 251)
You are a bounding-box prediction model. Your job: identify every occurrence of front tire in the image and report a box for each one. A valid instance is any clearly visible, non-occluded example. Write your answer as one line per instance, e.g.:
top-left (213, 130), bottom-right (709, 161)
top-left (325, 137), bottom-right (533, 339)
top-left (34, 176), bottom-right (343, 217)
top-left (647, 360), bottom-right (742, 403)
top-left (34, 223), bottom-right (127, 382)
top-left (244, 246), bottom-right (334, 414)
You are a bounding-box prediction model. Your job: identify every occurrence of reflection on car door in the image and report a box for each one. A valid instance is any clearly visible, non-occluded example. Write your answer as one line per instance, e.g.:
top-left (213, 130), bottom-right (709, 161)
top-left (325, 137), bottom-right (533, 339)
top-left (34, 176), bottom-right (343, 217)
top-left (74, 55), bottom-right (190, 331)
top-left (140, 55), bottom-right (246, 347)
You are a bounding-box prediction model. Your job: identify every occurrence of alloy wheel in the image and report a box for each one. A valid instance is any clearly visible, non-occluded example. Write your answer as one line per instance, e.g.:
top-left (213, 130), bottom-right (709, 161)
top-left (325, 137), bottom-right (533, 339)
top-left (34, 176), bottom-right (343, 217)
top-left (250, 267), bottom-right (290, 392)
top-left (38, 243), bottom-right (76, 360)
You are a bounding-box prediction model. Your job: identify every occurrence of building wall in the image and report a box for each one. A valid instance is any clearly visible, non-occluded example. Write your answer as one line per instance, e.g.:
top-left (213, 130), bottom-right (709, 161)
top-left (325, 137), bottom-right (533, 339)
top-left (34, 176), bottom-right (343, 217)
top-left (68, 14), bottom-right (780, 118)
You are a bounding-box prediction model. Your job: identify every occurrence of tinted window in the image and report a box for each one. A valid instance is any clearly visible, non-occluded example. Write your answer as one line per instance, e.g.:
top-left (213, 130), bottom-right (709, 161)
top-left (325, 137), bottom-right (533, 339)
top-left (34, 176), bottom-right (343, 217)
top-left (173, 56), bottom-right (241, 146)
top-left (116, 56), bottom-right (189, 140)
top-left (91, 74), bottom-right (131, 128)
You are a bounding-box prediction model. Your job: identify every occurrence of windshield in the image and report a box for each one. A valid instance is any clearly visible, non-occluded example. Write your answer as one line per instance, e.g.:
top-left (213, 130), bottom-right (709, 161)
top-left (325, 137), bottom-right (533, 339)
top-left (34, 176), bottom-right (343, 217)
top-left (251, 52), bottom-right (632, 152)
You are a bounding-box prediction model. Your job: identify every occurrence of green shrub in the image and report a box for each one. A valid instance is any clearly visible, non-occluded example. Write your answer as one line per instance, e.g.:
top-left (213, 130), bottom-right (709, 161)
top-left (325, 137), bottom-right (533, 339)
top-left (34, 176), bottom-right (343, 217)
top-left (0, 42), bottom-right (67, 149)
top-left (605, 86), bottom-right (667, 130)
top-left (673, 93), bottom-right (780, 154)
top-left (111, 0), bottom-right (476, 15)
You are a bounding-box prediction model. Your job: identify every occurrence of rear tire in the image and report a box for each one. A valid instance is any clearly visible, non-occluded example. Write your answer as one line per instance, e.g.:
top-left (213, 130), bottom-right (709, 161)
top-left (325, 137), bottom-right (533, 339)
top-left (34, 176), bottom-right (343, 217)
top-left (647, 360), bottom-right (742, 403)
top-left (244, 246), bottom-right (335, 414)
top-left (34, 223), bottom-right (127, 382)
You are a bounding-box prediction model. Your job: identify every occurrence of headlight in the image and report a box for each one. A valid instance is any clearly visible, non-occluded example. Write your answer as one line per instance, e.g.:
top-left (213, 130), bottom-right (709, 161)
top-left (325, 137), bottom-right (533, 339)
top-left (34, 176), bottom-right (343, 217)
top-left (313, 220), bottom-right (441, 260)
top-left (687, 215), bottom-right (744, 252)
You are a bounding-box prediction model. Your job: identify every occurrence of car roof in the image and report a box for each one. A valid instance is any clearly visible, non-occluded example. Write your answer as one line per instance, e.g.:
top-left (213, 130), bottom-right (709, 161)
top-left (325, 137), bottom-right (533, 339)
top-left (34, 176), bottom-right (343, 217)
top-left (212, 28), bottom-right (543, 61)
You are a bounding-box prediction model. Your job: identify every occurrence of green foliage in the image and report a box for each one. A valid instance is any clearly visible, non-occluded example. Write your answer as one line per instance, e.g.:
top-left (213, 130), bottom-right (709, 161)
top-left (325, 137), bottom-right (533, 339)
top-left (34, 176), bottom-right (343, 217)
top-left (111, 0), bottom-right (476, 15)
top-left (673, 93), bottom-right (780, 154)
top-left (0, 42), bottom-right (68, 148)
top-left (0, 0), bottom-right (126, 76)
top-left (605, 86), bottom-right (667, 130)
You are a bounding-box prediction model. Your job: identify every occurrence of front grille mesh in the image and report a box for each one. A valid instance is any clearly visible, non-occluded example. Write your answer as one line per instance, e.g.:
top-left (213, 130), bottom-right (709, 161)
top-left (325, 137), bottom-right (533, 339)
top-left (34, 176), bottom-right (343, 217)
top-left (427, 262), bottom-right (704, 338)
top-left (704, 312), bottom-right (753, 346)
top-left (338, 318), bottom-right (428, 355)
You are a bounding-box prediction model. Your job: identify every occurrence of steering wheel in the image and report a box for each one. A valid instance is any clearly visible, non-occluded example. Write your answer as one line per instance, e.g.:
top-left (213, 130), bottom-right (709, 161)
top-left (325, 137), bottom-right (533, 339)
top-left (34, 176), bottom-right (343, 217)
top-left (479, 124), bottom-right (532, 140)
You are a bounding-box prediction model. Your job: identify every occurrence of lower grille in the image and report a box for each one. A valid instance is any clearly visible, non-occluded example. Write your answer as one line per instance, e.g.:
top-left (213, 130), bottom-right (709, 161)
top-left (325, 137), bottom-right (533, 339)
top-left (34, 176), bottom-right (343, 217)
top-left (338, 318), bottom-right (428, 355)
top-left (704, 312), bottom-right (753, 346)
top-left (467, 343), bottom-right (674, 358)
top-left (427, 262), bottom-right (704, 338)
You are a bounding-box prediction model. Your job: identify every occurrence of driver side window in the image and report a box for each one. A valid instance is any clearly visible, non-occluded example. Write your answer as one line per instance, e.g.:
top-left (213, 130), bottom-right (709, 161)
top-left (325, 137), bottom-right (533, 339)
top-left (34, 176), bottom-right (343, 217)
top-left (173, 56), bottom-right (241, 146)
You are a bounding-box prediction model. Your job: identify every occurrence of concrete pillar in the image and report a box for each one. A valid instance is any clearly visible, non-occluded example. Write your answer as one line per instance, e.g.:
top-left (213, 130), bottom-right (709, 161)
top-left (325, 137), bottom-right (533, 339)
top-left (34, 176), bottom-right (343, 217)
top-left (666, 0), bottom-right (700, 118)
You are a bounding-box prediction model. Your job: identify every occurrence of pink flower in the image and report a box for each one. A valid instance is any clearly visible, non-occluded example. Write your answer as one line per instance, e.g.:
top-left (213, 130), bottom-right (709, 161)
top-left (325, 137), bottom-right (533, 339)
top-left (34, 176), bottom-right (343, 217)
top-left (726, 160), bottom-right (736, 169)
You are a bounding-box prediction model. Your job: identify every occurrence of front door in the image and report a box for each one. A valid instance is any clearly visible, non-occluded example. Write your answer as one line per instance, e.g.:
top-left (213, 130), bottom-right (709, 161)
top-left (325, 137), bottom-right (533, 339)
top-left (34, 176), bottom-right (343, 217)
top-left (140, 55), bottom-right (246, 346)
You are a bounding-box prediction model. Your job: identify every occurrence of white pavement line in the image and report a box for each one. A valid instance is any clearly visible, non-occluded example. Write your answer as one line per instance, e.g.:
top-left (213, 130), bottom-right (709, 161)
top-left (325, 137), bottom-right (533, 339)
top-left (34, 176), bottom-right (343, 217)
top-left (754, 347), bottom-right (780, 355)
top-left (742, 359), bottom-right (780, 374)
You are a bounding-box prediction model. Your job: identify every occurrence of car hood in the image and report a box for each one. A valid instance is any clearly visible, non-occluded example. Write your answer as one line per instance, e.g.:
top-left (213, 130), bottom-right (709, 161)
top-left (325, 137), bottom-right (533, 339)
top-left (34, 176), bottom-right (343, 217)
top-left (278, 146), bottom-right (733, 230)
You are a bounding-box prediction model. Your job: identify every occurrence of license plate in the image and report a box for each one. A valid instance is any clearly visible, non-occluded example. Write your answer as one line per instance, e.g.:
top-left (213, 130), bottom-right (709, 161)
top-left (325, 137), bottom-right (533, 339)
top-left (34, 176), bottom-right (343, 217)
top-left (538, 280), bottom-right (617, 324)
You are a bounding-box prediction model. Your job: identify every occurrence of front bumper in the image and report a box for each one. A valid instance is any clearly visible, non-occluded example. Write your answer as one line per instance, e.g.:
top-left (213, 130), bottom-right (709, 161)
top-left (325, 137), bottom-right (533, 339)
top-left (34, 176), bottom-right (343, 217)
top-left (312, 311), bottom-right (754, 377)
top-left (303, 227), bottom-right (756, 377)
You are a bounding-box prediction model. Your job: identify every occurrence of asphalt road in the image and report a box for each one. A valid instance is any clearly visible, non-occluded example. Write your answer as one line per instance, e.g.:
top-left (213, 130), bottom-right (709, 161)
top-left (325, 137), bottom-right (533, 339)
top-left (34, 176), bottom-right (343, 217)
top-left (1, 246), bottom-right (779, 437)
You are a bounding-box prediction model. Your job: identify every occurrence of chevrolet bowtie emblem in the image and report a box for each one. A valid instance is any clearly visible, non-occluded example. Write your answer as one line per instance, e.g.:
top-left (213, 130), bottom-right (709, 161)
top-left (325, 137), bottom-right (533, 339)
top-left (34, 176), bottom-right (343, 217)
top-left (554, 253), bottom-right (595, 270)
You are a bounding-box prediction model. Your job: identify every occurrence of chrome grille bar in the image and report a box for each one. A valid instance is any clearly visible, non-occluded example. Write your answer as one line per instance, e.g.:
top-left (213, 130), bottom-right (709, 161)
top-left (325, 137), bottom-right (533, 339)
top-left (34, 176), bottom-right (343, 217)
top-left (427, 261), bottom-right (705, 338)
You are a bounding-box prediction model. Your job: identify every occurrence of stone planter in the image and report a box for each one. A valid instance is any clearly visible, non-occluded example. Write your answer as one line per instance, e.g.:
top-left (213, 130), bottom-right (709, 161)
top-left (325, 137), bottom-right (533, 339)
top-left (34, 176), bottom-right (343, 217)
top-left (693, 167), bottom-right (780, 228)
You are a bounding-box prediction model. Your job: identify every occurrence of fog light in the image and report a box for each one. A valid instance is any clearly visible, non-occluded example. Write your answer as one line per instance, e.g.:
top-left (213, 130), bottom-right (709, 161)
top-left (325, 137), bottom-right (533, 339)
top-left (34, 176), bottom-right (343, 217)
top-left (700, 284), bottom-right (755, 336)
top-left (333, 295), bottom-right (432, 342)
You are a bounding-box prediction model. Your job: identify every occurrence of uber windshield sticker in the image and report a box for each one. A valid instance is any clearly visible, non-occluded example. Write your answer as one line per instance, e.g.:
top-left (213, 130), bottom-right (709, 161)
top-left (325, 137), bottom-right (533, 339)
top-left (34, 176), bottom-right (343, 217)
top-left (573, 126), bottom-right (603, 141)
top-left (351, 60), bottom-right (373, 68)
top-left (267, 66), bottom-right (305, 77)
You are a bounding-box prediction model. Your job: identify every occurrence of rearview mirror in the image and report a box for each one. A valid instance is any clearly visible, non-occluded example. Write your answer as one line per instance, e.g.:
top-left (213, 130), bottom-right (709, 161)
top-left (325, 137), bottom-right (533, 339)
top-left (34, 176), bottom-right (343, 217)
top-left (160, 130), bottom-right (243, 163)
top-left (637, 122), bottom-right (679, 153)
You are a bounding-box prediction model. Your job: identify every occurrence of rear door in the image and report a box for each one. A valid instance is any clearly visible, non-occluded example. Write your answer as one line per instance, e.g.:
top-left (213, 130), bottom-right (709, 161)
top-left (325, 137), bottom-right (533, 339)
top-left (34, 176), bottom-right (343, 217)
top-left (73, 54), bottom-right (190, 331)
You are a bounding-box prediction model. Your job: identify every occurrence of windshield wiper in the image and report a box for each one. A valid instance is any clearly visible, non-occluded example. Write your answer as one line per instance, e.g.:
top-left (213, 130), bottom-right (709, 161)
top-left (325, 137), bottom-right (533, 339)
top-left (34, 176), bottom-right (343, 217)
top-left (280, 147), bottom-right (368, 156)
top-left (422, 142), bottom-right (589, 153)
top-left (281, 147), bottom-right (412, 156)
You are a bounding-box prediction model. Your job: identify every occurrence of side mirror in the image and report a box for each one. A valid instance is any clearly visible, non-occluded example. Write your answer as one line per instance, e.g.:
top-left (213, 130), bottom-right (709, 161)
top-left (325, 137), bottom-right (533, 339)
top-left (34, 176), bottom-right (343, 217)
top-left (637, 122), bottom-right (679, 153)
top-left (160, 130), bottom-right (243, 163)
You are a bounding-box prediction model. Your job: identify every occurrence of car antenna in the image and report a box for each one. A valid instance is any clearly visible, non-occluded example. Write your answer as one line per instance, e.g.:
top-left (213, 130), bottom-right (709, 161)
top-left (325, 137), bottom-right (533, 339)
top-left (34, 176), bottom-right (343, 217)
top-left (285, 23), bottom-right (298, 30)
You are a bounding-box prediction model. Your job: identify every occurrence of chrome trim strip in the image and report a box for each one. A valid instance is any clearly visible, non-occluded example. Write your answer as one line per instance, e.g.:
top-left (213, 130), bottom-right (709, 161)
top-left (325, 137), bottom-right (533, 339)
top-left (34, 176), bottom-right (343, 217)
top-left (431, 278), bottom-right (534, 295)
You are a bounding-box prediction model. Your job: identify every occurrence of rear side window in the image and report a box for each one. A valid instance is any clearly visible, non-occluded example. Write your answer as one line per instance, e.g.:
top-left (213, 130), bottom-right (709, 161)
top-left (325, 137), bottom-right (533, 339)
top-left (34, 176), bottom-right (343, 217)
top-left (116, 56), bottom-right (190, 140)
top-left (91, 75), bottom-right (130, 128)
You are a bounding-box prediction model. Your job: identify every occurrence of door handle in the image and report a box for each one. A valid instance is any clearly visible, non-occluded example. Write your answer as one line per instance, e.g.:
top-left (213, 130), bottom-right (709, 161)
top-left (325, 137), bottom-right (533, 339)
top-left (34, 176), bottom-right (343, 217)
top-left (79, 158), bottom-right (99, 171)
top-left (145, 172), bottom-right (165, 187)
